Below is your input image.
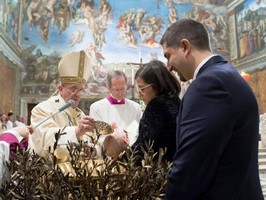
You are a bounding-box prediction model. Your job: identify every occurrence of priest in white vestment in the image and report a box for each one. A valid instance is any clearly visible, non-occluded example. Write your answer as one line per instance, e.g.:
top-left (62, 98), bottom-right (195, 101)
top-left (90, 70), bottom-right (142, 157)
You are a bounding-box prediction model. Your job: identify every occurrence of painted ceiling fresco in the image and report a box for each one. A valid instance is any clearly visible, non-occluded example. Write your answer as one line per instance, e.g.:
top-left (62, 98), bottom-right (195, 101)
top-left (1, 0), bottom-right (232, 98)
top-left (21, 0), bottom-right (229, 62)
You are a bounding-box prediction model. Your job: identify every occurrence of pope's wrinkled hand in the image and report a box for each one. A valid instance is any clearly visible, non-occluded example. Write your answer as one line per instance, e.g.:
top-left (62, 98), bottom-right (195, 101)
top-left (75, 116), bottom-right (94, 137)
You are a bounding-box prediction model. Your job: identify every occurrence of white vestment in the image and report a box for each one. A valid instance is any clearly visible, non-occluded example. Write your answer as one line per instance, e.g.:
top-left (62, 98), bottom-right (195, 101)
top-left (89, 98), bottom-right (142, 146)
top-left (29, 95), bottom-right (95, 159)
top-left (0, 130), bottom-right (23, 187)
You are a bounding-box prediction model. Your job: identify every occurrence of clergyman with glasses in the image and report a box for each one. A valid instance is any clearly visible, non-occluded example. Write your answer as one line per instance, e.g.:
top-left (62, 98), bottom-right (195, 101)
top-left (29, 50), bottom-right (100, 161)
top-left (89, 70), bottom-right (142, 158)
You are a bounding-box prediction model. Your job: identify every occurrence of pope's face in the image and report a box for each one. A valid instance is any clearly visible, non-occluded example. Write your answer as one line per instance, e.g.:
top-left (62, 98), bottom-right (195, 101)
top-left (59, 83), bottom-right (84, 108)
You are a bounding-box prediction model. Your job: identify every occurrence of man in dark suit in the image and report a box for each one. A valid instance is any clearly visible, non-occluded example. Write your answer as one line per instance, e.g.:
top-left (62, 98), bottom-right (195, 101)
top-left (160, 19), bottom-right (263, 199)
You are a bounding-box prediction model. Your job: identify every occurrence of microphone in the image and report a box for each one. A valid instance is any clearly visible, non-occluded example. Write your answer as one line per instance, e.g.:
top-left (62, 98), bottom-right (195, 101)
top-left (58, 99), bottom-right (75, 112)
top-left (33, 99), bottom-right (75, 129)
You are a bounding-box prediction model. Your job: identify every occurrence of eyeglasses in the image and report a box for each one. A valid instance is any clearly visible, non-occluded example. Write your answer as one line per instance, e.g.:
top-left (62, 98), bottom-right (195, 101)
top-left (137, 84), bottom-right (152, 93)
top-left (63, 85), bottom-right (84, 95)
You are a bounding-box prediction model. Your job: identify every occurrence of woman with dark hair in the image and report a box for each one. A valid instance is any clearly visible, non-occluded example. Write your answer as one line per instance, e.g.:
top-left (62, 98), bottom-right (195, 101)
top-left (132, 59), bottom-right (181, 162)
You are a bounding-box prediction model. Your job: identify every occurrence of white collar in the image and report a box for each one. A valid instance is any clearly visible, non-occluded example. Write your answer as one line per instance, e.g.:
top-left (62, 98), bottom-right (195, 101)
top-left (193, 54), bottom-right (215, 80)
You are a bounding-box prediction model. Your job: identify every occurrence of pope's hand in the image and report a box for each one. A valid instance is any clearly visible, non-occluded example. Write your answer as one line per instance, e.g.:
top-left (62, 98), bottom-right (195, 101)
top-left (76, 116), bottom-right (94, 137)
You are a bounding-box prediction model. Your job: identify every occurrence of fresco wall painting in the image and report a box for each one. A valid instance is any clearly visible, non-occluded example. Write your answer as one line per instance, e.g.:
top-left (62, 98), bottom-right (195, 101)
top-left (0, 0), bottom-right (20, 44)
top-left (235, 0), bottom-right (266, 61)
top-left (16, 0), bottom-right (230, 102)
top-left (229, 0), bottom-right (266, 114)
top-left (3, 0), bottom-right (266, 114)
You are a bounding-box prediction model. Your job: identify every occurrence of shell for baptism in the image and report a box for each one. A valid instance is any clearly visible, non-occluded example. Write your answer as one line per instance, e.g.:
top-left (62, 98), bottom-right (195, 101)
top-left (94, 121), bottom-right (113, 135)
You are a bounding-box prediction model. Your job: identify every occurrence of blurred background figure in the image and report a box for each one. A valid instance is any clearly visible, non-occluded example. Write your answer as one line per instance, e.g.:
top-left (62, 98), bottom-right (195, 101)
top-left (14, 114), bottom-right (27, 127)
top-left (0, 114), bottom-right (7, 133)
top-left (6, 111), bottom-right (14, 130)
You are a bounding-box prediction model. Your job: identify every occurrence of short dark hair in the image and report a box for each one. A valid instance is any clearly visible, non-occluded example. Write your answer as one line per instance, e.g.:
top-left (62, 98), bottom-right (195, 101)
top-left (8, 111), bottom-right (13, 117)
top-left (135, 60), bottom-right (181, 100)
top-left (106, 70), bottom-right (127, 87)
top-left (160, 18), bottom-right (211, 51)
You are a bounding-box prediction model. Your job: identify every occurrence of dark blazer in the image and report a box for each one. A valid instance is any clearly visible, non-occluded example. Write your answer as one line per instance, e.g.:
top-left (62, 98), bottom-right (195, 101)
top-left (165, 55), bottom-right (263, 200)
top-left (132, 95), bottom-right (180, 162)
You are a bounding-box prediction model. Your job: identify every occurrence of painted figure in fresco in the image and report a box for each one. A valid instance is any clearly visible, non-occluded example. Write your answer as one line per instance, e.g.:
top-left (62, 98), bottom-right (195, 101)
top-left (139, 24), bottom-right (153, 44)
top-left (27, 0), bottom-right (41, 31)
top-left (44, 0), bottom-right (58, 28)
top-left (117, 9), bottom-right (162, 48)
top-left (90, 0), bottom-right (111, 50)
top-left (49, 79), bottom-right (58, 93)
top-left (168, 7), bottom-right (178, 25)
top-left (4, 2), bottom-right (13, 32)
top-left (69, 30), bottom-right (85, 47)
top-left (73, 0), bottom-right (94, 27)
top-left (236, 4), bottom-right (266, 58)
top-left (36, 66), bottom-right (49, 81)
top-left (99, 0), bottom-right (111, 22)
top-left (116, 10), bottom-right (136, 46)
top-left (0, 2), bottom-right (3, 25)
top-left (2, 1), bottom-right (19, 42)
top-left (92, 14), bottom-right (108, 50)
top-left (192, 6), bottom-right (229, 57)
top-left (116, 13), bottom-right (127, 29)
top-left (164, 0), bottom-right (173, 7)
top-left (248, 21), bottom-right (258, 53)
top-left (85, 82), bottom-right (107, 96)
top-left (85, 43), bottom-right (107, 82)
top-left (55, 0), bottom-right (71, 34)
top-left (38, 86), bottom-right (49, 95)
top-left (139, 16), bottom-right (162, 47)
top-left (119, 18), bottom-right (136, 46)
top-left (11, 9), bottom-right (19, 42)
top-left (27, 0), bottom-right (52, 44)
top-left (38, 17), bottom-right (49, 43)
top-left (134, 9), bottom-right (147, 30)
top-left (128, 10), bottom-right (136, 31)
